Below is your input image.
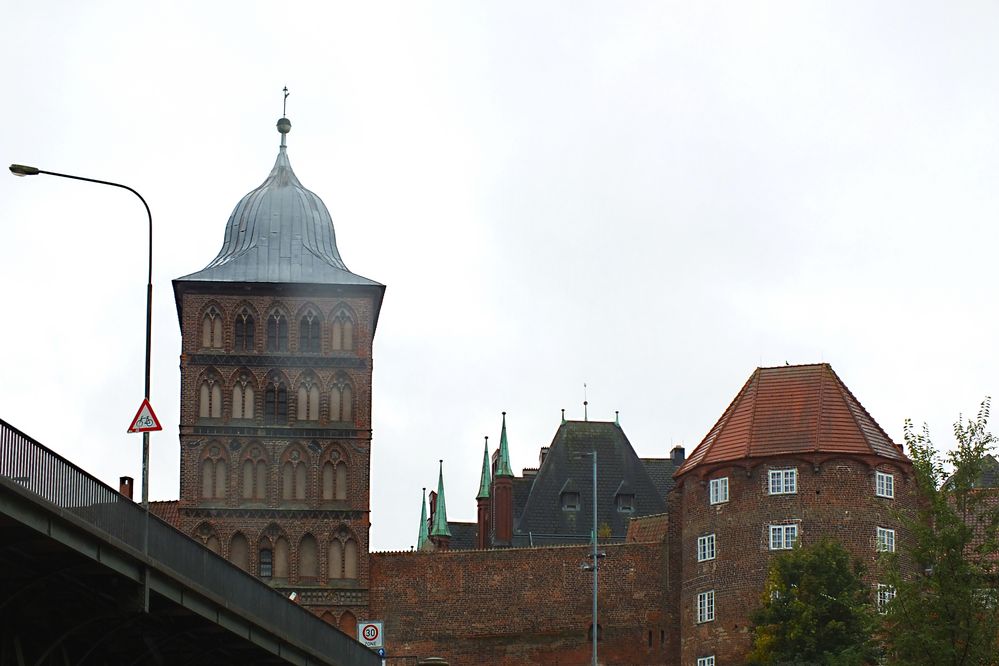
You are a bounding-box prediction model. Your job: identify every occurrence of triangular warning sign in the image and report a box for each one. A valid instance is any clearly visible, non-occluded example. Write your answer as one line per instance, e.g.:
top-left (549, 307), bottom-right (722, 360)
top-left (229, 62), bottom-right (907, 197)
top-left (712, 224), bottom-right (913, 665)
top-left (128, 398), bottom-right (163, 433)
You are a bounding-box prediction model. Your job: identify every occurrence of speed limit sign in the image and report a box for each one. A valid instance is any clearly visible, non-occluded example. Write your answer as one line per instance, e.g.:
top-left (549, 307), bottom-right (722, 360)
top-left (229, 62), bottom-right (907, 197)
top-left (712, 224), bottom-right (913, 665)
top-left (358, 620), bottom-right (383, 648)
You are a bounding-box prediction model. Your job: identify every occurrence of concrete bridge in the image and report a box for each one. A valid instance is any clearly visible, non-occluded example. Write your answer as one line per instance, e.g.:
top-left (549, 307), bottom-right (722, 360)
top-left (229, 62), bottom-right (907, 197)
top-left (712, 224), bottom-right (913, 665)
top-left (0, 418), bottom-right (380, 666)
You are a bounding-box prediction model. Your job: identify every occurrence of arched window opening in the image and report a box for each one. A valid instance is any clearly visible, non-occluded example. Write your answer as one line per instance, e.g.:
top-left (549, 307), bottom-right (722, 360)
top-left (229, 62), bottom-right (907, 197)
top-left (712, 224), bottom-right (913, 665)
top-left (328, 540), bottom-right (343, 580)
top-left (234, 308), bottom-right (255, 351)
top-left (232, 375), bottom-right (255, 420)
top-left (322, 461), bottom-right (335, 500)
top-left (201, 444), bottom-right (227, 499)
top-left (199, 376), bottom-right (223, 419)
top-left (339, 611), bottom-right (357, 636)
top-left (297, 378), bottom-right (320, 422)
top-left (300, 310), bottom-right (321, 353)
top-left (274, 537), bottom-right (290, 580)
top-left (266, 312), bottom-right (288, 352)
top-left (241, 447), bottom-right (267, 501)
top-left (344, 539), bottom-right (359, 579)
top-left (206, 535), bottom-right (220, 554)
top-left (336, 461), bottom-right (348, 500)
top-left (202, 307), bottom-right (223, 349)
top-left (230, 533), bottom-right (249, 571)
top-left (329, 379), bottom-right (353, 423)
top-left (321, 611), bottom-right (336, 626)
top-left (264, 376), bottom-right (288, 424)
top-left (330, 311), bottom-right (354, 351)
top-left (281, 449), bottom-right (307, 501)
top-left (300, 534), bottom-right (319, 581)
top-left (259, 545), bottom-right (273, 578)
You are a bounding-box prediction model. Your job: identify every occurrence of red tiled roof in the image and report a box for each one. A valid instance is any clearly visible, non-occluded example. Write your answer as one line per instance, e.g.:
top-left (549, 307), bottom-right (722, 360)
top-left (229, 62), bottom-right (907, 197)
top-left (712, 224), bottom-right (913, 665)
top-left (149, 500), bottom-right (181, 529)
top-left (626, 513), bottom-right (668, 543)
top-left (676, 364), bottom-right (906, 477)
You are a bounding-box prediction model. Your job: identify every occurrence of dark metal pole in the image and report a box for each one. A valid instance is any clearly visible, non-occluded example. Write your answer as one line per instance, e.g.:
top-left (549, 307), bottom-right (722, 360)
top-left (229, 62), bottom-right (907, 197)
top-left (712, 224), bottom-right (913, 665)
top-left (591, 450), bottom-right (598, 666)
top-left (10, 166), bottom-right (154, 509)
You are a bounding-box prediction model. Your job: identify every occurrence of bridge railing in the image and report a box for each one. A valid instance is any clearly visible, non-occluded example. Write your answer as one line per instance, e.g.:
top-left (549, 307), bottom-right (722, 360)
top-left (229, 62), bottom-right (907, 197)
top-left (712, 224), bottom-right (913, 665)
top-left (0, 417), bottom-right (379, 666)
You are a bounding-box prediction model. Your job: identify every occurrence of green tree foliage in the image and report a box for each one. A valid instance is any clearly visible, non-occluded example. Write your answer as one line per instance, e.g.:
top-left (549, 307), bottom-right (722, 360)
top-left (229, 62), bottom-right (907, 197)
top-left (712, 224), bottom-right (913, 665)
top-left (748, 539), bottom-right (878, 665)
top-left (882, 399), bottom-right (999, 665)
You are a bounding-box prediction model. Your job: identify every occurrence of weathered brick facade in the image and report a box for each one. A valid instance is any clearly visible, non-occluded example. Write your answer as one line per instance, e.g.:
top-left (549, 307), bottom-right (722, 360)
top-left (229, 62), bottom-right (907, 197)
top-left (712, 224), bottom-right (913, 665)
top-left (674, 456), bottom-right (915, 664)
top-left (369, 542), bottom-right (670, 665)
top-left (175, 285), bottom-right (381, 629)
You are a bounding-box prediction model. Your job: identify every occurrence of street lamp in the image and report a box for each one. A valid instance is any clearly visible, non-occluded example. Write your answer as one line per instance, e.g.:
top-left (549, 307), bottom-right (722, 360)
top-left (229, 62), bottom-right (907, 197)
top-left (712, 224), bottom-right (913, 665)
top-left (9, 163), bottom-right (154, 511)
top-left (574, 450), bottom-right (604, 666)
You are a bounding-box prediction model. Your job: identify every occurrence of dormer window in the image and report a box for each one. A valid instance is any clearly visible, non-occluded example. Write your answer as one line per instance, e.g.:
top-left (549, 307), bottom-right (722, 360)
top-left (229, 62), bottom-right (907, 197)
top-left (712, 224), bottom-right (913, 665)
top-left (616, 493), bottom-right (635, 513)
top-left (561, 491), bottom-right (580, 511)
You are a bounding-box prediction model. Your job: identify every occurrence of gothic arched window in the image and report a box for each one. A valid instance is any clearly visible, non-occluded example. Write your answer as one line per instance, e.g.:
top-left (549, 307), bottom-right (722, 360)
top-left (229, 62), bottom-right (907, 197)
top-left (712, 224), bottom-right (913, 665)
top-left (199, 373), bottom-right (223, 419)
top-left (241, 446), bottom-right (267, 501)
top-left (200, 443), bottom-right (227, 499)
top-left (330, 310), bottom-right (354, 351)
top-left (264, 375), bottom-right (288, 424)
top-left (266, 311), bottom-right (288, 352)
top-left (321, 455), bottom-right (349, 502)
top-left (281, 448), bottom-right (308, 501)
top-left (232, 374), bottom-right (255, 420)
top-left (234, 308), bottom-right (255, 351)
top-left (297, 376), bottom-right (320, 422)
top-left (344, 538), bottom-right (359, 579)
top-left (329, 376), bottom-right (353, 423)
top-left (300, 309), bottom-right (321, 353)
top-left (230, 533), bottom-right (250, 571)
top-left (300, 533), bottom-right (319, 582)
top-left (202, 306), bottom-right (223, 349)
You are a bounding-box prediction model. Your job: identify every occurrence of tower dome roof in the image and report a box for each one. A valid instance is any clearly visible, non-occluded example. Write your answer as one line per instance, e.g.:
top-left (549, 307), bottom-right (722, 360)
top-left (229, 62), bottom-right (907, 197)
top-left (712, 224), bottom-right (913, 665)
top-left (177, 119), bottom-right (380, 287)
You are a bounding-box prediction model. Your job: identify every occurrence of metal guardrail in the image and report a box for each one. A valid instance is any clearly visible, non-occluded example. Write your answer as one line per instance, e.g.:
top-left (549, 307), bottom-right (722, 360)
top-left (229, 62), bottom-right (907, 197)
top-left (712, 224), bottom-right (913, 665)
top-left (0, 417), bottom-right (379, 666)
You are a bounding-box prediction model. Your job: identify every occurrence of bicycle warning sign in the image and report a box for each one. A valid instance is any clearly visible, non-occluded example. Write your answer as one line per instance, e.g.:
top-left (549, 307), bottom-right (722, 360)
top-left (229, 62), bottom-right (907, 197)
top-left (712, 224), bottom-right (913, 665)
top-left (127, 398), bottom-right (162, 433)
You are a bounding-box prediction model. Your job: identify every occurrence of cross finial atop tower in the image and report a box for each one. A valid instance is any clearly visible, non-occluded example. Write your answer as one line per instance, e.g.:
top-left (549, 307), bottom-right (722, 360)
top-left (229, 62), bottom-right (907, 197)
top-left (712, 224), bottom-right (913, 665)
top-left (283, 86), bottom-right (290, 116)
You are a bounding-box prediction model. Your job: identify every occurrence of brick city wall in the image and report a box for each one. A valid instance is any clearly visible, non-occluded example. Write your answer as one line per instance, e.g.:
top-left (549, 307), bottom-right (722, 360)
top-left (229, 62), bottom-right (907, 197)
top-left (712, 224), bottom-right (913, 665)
top-left (676, 455), bottom-right (916, 664)
top-left (369, 542), bottom-right (670, 665)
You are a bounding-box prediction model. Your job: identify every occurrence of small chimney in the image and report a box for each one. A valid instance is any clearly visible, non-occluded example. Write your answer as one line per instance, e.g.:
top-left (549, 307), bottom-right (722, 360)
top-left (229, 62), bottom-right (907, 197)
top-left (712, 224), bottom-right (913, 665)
top-left (670, 446), bottom-right (685, 465)
top-left (119, 476), bottom-right (134, 500)
top-left (539, 446), bottom-right (550, 467)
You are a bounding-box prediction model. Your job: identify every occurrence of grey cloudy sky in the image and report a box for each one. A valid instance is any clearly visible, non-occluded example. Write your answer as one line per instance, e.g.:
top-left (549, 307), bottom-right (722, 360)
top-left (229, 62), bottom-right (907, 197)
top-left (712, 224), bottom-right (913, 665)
top-left (2, 2), bottom-right (997, 551)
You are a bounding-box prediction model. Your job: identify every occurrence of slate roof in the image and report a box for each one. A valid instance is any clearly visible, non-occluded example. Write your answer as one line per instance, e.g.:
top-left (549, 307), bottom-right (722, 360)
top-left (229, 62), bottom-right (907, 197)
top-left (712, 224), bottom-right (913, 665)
top-left (641, 458), bottom-right (677, 498)
top-left (445, 522), bottom-right (479, 551)
top-left (514, 421), bottom-right (667, 543)
top-left (677, 363), bottom-right (906, 477)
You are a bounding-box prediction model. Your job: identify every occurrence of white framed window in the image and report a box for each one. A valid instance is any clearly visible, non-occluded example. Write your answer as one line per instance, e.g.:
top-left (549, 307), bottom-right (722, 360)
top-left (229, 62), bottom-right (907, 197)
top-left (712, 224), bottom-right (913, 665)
top-left (876, 470), bottom-right (894, 498)
top-left (709, 477), bottom-right (729, 504)
top-left (697, 657), bottom-right (715, 666)
top-left (697, 534), bottom-right (716, 562)
top-left (769, 468), bottom-right (797, 494)
top-left (877, 583), bottom-right (896, 612)
top-left (876, 527), bottom-right (895, 552)
top-left (769, 524), bottom-right (798, 550)
top-left (696, 590), bottom-right (715, 623)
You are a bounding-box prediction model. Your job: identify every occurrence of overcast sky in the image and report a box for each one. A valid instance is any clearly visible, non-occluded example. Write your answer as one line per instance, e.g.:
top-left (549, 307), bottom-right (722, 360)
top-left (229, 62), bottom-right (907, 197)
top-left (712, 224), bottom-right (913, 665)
top-left (2, 2), bottom-right (997, 551)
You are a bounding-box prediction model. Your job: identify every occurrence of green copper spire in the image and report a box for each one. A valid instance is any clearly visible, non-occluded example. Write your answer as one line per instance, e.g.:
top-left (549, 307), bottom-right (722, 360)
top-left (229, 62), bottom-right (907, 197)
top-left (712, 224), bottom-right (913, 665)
top-left (430, 460), bottom-right (452, 538)
top-left (477, 436), bottom-right (492, 499)
top-left (496, 412), bottom-right (514, 477)
top-left (417, 487), bottom-right (429, 549)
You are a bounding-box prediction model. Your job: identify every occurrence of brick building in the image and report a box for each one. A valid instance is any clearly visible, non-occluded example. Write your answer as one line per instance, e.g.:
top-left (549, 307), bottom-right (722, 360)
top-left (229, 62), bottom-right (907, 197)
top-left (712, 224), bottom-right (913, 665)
top-left (170, 114), bottom-right (384, 635)
top-left (152, 114), bottom-right (917, 664)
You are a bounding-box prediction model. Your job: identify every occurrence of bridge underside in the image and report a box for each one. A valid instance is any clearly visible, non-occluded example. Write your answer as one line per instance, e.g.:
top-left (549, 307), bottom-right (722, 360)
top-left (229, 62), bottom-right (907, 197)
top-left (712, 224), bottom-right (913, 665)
top-left (0, 513), bottom-right (294, 666)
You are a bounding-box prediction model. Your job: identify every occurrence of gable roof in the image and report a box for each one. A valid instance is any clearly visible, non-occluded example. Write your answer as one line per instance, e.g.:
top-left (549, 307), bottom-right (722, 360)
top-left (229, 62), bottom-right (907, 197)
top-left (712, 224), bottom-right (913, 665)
top-left (514, 421), bottom-right (667, 542)
top-left (676, 363), bottom-right (906, 477)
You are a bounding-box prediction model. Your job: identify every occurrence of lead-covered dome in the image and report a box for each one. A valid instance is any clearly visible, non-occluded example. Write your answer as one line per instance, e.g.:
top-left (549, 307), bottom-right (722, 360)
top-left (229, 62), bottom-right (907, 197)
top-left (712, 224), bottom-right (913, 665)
top-left (178, 118), bottom-right (379, 286)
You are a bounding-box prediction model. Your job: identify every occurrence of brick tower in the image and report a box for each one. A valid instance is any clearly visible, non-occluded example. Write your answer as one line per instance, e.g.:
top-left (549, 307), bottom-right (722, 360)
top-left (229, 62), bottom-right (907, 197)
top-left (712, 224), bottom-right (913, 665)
top-left (172, 113), bottom-right (384, 634)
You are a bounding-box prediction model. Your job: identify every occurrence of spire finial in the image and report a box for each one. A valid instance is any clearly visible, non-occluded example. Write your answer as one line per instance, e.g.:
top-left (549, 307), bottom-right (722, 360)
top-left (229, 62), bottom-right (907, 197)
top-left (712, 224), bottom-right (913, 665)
top-left (277, 87), bottom-right (292, 148)
top-left (615, 410), bottom-right (620, 426)
top-left (561, 408), bottom-right (566, 424)
top-left (417, 486), bottom-right (429, 550)
top-left (496, 412), bottom-right (513, 477)
top-left (583, 383), bottom-right (589, 421)
top-left (477, 436), bottom-right (492, 499)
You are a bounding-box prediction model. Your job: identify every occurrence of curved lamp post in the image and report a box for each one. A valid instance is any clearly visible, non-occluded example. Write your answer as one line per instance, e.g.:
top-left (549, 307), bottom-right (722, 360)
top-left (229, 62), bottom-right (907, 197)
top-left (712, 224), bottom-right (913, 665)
top-left (9, 163), bottom-right (154, 511)
top-left (575, 450), bottom-right (604, 666)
